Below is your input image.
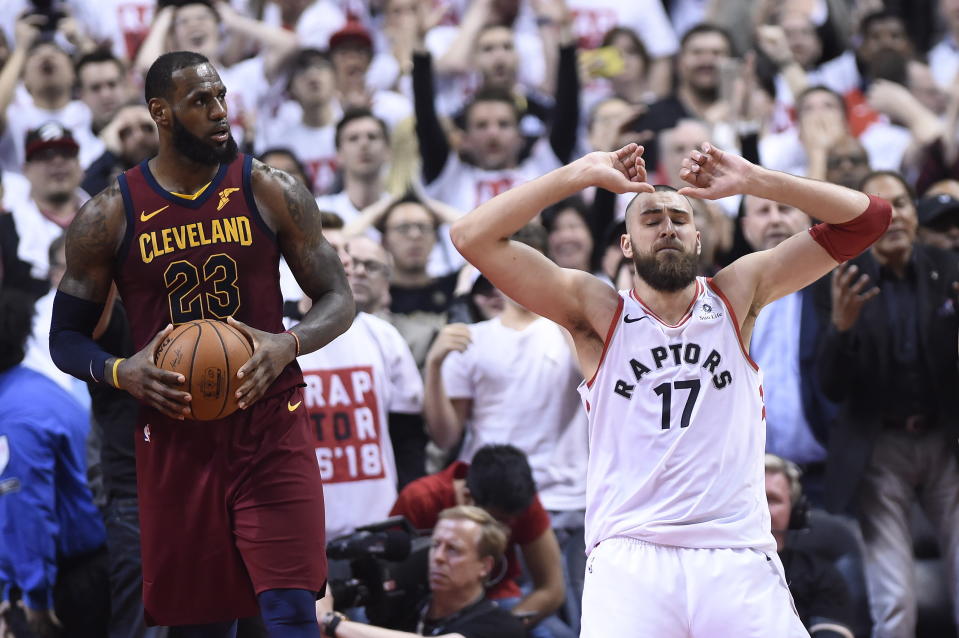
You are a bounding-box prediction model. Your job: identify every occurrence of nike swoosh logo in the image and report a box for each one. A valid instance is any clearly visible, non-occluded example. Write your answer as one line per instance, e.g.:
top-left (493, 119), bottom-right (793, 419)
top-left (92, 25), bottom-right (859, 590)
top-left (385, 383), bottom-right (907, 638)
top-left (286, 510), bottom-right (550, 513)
top-left (140, 205), bottom-right (170, 222)
top-left (288, 400), bottom-right (302, 412)
top-left (623, 314), bottom-right (647, 323)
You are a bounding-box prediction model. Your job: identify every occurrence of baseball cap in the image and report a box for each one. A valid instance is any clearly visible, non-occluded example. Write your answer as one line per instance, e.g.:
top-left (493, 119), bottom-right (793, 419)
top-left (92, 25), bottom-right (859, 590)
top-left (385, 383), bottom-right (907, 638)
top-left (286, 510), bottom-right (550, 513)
top-left (328, 20), bottom-right (373, 52)
top-left (25, 122), bottom-right (79, 161)
top-left (917, 193), bottom-right (959, 228)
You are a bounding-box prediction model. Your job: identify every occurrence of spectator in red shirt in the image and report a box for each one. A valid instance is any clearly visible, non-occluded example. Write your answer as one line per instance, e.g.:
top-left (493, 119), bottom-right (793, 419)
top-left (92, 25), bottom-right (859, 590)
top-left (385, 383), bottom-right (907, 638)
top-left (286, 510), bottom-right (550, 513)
top-left (391, 445), bottom-right (568, 637)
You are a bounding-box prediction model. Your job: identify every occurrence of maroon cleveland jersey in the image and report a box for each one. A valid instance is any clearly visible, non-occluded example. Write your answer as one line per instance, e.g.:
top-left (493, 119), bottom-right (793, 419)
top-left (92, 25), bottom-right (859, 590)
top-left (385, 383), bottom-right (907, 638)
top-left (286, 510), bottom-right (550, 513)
top-left (114, 154), bottom-right (302, 395)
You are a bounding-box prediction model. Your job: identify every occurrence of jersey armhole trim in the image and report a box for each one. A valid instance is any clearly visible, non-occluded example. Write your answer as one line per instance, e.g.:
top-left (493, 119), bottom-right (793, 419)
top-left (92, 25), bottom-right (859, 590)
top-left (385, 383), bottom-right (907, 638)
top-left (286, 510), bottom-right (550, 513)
top-left (243, 154), bottom-right (277, 243)
top-left (705, 278), bottom-right (760, 372)
top-left (115, 173), bottom-right (135, 266)
top-left (586, 295), bottom-right (624, 388)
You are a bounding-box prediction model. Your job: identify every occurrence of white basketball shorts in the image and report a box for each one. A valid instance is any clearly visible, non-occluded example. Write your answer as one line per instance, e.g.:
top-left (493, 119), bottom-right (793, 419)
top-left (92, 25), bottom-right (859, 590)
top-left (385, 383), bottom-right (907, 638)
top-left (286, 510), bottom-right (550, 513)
top-left (580, 536), bottom-right (809, 637)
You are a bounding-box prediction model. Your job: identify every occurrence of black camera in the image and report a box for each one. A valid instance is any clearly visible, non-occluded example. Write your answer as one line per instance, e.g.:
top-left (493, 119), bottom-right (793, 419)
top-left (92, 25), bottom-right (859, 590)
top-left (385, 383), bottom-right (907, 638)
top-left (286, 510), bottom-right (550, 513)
top-left (29, 0), bottom-right (66, 32)
top-left (327, 517), bottom-right (431, 630)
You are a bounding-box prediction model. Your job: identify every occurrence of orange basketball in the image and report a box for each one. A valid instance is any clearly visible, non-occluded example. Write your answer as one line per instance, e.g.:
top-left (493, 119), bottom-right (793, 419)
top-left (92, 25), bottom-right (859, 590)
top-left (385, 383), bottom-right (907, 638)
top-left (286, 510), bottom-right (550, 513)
top-left (154, 319), bottom-right (253, 421)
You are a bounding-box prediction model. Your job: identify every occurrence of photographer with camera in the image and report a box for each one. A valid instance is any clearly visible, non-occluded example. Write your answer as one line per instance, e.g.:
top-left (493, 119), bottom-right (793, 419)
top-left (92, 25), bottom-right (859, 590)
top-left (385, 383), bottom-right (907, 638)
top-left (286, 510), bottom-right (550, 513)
top-left (390, 445), bottom-right (566, 637)
top-left (318, 505), bottom-right (524, 638)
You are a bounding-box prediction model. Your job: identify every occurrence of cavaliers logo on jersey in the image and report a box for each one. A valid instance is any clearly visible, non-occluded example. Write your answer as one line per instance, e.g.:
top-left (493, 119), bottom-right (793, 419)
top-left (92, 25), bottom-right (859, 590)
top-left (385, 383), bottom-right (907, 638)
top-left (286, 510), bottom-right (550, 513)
top-left (217, 187), bottom-right (240, 211)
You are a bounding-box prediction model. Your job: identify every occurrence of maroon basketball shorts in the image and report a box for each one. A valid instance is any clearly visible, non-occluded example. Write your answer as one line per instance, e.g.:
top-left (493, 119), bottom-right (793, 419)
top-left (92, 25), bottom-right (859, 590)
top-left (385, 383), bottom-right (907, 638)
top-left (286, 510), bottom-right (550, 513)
top-left (135, 385), bottom-right (326, 626)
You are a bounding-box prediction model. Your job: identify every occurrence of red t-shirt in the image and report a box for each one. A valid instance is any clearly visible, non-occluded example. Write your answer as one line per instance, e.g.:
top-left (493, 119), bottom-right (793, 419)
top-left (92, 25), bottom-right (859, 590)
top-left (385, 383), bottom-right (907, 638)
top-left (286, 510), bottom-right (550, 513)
top-left (389, 461), bottom-right (551, 600)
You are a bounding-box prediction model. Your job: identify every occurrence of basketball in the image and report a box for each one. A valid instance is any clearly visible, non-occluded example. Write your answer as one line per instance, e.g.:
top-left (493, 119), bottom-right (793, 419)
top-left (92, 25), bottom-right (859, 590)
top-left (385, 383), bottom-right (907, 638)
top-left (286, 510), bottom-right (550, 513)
top-left (154, 319), bottom-right (254, 421)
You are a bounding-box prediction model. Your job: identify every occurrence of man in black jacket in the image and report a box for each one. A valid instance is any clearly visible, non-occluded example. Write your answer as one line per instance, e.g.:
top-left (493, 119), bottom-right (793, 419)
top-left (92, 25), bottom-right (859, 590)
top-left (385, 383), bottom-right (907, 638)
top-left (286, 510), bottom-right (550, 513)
top-left (818, 170), bottom-right (959, 637)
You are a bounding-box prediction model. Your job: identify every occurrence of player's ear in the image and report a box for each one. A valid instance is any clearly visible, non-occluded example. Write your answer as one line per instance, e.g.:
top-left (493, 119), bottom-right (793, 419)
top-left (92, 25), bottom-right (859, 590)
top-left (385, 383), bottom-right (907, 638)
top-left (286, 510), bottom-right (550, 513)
top-left (620, 234), bottom-right (634, 258)
top-left (696, 231), bottom-right (702, 256)
top-left (148, 97), bottom-right (169, 128)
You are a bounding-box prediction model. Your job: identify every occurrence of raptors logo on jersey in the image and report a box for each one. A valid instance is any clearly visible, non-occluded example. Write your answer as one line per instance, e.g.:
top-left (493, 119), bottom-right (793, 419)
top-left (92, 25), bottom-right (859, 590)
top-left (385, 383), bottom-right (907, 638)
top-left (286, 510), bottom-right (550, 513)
top-left (578, 277), bottom-right (774, 553)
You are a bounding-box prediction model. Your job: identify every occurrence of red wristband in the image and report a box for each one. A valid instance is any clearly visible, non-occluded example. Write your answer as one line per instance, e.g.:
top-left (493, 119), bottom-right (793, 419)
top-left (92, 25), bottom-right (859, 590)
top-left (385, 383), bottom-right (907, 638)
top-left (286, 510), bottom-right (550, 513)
top-left (807, 194), bottom-right (892, 263)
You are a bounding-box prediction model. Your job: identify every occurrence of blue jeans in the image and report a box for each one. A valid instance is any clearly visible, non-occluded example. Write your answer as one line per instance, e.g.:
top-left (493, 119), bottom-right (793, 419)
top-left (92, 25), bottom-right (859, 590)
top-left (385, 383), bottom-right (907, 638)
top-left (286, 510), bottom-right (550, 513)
top-left (497, 596), bottom-right (576, 638)
top-left (104, 498), bottom-right (169, 638)
top-left (549, 511), bottom-right (586, 635)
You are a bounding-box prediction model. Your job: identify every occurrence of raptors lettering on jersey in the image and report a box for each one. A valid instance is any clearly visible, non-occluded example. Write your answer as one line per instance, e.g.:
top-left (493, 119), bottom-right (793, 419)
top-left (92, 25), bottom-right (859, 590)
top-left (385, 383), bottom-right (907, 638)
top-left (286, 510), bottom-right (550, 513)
top-left (579, 278), bottom-right (773, 553)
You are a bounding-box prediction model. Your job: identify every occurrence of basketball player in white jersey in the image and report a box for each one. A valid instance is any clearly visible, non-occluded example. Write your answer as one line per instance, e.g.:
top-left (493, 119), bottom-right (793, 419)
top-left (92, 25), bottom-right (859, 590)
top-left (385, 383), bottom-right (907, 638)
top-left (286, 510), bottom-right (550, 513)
top-left (450, 142), bottom-right (891, 637)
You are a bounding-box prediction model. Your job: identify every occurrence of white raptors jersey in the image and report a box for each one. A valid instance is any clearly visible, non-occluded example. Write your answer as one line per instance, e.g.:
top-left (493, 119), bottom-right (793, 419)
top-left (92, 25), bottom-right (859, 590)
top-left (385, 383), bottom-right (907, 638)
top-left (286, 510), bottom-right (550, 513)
top-left (578, 277), bottom-right (775, 553)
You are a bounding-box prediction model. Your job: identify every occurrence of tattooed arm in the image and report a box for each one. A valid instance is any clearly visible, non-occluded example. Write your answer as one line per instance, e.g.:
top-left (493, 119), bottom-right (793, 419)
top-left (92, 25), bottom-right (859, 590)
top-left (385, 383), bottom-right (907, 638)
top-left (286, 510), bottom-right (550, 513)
top-left (230, 161), bottom-right (354, 408)
top-left (52, 184), bottom-right (191, 419)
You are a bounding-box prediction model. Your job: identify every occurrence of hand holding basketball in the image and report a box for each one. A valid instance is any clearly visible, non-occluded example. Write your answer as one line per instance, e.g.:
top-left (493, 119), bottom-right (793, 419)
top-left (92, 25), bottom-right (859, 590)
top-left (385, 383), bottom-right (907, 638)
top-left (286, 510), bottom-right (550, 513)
top-left (118, 324), bottom-right (192, 420)
top-left (228, 316), bottom-right (297, 409)
top-left (678, 143), bottom-right (755, 200)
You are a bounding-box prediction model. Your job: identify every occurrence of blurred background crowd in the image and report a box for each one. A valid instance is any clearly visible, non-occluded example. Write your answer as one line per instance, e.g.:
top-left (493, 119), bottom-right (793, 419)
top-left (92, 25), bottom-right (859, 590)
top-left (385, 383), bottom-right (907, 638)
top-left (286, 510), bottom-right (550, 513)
top-left (1, 0), bottom-right (959, 637)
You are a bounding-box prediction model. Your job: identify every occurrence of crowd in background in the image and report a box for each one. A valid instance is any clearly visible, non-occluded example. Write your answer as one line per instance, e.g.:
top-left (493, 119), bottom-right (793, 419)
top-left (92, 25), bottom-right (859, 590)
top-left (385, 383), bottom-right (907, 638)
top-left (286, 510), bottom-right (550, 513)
top-left (1, 0), bottom-right (959, 637)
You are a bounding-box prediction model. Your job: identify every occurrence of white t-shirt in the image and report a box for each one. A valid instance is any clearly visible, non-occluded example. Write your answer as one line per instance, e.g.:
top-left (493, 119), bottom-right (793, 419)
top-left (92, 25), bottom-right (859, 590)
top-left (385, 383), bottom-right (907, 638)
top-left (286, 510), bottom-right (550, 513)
top-left (260, 0), bottom-right (345, 49)
top-left (4, 173), bottom-right (88, 281)
top-left (297, 312), bottom-right (424, 538)
top-left (759, 123), bottom-right (910, 176)
top-left (1, 99), bottom-right (98, 173)
top-left (219, 58), bottom-right (271, 149)
top-left (426, 138), bottom-right (561, 213)
top-left (578, 279), bottom-right (773, 553)
top-left (442, 316), bottom-right (588, 511)
top-left (565, 0), bottom-right (678, 57)
top-left (929, 37), bottom-right (959, 89)
top-left (424, 27), bottom-right (547, 116)
top-left (67, 0), bottom-right (155, 61)
top-left (256, 120), bottom-right (338, 195)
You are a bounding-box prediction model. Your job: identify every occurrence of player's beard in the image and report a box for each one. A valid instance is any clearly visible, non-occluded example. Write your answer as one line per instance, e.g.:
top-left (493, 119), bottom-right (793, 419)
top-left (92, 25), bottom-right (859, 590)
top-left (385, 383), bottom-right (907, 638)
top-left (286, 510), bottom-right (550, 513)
top-left (632, 245), bottom-right (699, 292)
top-left (171, 115), bottom-right (238, 166)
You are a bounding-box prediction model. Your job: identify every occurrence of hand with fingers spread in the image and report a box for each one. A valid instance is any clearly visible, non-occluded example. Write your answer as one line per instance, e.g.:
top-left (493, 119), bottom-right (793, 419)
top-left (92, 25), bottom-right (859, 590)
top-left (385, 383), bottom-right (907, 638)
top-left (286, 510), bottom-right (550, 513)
top-left (579, 143), bottom-right (655, 195)
top-left (678, 142), bottom-right (755, 200)
top-left (830, 262), bottom-right (880, 332)
top-left (117, 325), bottom-right (191, 420)
top-left (228, 316), bottom-right (297, 409)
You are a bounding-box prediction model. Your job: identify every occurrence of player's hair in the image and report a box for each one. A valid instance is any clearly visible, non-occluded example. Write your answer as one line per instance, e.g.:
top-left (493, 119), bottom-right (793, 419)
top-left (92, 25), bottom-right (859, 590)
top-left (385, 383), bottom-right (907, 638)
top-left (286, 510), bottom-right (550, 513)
top-left (0, 289), bottom-right (36, 372)
top-left (625, 184), bottom-right (695, 223)
top-left (464, 88), bottom-right (520, 128)
top-left (438, 505), bottom-right (509, 561)
top-left (764, 453), bottom-right (803, 505)
top-left (510, 222), bottom-right (548, 255)
top-left (319, 211), bottom-right (344, 229)
top-left (375, 193), bottom-right (440, 234)
top-left (601, 26), bottom-right (650, 72)
top-left (335, 109), bottom-right (390, 149)
top-left (144, 51), bottom-right (211, 102)
top-left (75, 48), bottom-right (125, 87)
top-left (466, 445), bottom-right (537, 516)
top-left (859, 170), bottom-right (915, 200)
top-left (679, 23), bottom-right (735, 57)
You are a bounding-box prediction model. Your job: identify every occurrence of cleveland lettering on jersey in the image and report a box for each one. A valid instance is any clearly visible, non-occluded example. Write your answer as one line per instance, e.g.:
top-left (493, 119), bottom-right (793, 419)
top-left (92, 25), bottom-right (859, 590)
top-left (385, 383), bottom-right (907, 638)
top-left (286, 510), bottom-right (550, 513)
top-left (611, 341), bottom-right (734, 400)
top-left (138, 216), bottom-right (253, 263)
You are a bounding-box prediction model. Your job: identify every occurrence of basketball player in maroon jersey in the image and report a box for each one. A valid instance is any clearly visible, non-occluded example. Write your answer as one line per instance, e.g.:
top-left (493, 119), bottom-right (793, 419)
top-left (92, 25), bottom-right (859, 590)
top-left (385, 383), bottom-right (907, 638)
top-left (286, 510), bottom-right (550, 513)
top-left (49, 51), bottom-right (354, 636)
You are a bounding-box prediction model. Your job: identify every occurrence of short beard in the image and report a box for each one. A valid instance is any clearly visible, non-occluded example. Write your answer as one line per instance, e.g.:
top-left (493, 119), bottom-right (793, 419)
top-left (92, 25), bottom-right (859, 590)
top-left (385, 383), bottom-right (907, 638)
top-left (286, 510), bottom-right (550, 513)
top-left (633, 248), bottom-right (699, 292)
top-left (171, 115), bottom-right (238, 166)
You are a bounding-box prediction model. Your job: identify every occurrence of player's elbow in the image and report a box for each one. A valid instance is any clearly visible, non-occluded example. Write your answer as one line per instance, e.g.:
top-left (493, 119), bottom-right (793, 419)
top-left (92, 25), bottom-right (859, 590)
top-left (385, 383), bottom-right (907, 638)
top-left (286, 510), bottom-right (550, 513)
top-left (449, 218), bottom-right (474, 257)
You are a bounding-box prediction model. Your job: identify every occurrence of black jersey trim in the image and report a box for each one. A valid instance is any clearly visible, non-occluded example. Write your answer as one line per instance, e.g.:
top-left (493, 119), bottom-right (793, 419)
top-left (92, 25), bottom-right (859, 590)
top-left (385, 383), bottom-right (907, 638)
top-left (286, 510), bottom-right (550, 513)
top-left (242, 154), bottom-right (277, 243)
top-left (138, 158), bottom-right (231, 209)
top-left (116, 173), bottom-right (136, 267)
